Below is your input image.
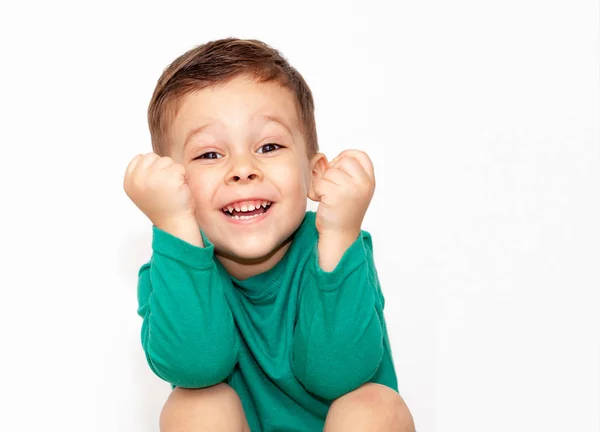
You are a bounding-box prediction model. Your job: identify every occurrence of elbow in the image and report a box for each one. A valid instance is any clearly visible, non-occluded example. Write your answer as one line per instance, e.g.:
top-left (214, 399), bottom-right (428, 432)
top-left (292, 337), bottom-right (384, 400)
top-left (144, 340), bottom-right (238, 389)
top-left (140, 307), bottom-right (239, 388)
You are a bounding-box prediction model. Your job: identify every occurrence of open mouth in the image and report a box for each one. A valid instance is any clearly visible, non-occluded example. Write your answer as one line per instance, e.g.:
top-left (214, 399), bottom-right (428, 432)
top-left (221, 202), bottom-right (273, 220)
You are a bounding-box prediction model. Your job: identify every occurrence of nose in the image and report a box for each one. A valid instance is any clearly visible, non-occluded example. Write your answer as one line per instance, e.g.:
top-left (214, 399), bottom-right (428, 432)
top-left (225, 153), bottom-right (263, 185)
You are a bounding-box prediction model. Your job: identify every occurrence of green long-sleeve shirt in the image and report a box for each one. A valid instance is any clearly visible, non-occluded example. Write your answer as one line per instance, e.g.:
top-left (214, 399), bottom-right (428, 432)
top-left (137, 210), bottom-right (398, 431)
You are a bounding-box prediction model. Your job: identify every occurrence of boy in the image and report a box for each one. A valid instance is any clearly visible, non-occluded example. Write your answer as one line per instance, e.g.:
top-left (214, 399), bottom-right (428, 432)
top-left (123, 38), bottom-right (414, 432)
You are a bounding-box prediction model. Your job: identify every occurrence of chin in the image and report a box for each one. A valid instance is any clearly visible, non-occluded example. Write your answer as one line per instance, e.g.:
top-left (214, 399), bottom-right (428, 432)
top-left (216, 235), bottom-right (286, 263)
top-left (205, 203), bottom-right (305, 262)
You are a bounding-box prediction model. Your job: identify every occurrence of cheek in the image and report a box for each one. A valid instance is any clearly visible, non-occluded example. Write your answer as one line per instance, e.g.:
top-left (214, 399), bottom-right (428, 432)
top-left (272, 160), bottom-right (309, 193)
top-left (187, 170), bottom-right (217, 204)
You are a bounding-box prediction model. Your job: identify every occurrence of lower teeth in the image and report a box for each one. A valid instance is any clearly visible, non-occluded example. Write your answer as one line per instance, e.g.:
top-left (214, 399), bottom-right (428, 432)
top-left (232, 213), bottom-right (261, 220)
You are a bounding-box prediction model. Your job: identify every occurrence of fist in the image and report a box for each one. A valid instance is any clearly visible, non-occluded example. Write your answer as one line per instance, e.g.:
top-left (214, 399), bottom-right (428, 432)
top-left (312, 149), bottom-right (375, 237)
top-left (123, 153), bottom-right (195, 227)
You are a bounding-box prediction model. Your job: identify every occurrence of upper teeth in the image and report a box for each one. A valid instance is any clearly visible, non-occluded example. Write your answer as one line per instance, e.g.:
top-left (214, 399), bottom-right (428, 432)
top-left (222, 200), bottom-right (272, 213)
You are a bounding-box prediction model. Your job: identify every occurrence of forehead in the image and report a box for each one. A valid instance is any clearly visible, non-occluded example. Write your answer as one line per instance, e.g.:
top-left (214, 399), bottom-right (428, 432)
top-left (170, 75), bottom-right (301, 142)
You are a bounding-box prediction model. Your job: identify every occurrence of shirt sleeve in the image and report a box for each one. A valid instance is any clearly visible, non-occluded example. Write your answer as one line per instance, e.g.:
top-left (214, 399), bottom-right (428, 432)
top-left (137, 226), bottom-right (239, 389)
top-left (291, 230), bottom-right (384, 400)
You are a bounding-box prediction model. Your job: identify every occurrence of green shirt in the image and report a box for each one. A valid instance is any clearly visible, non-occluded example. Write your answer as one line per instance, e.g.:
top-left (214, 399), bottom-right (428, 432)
top-left (137, 211), bottom-right (398, 431)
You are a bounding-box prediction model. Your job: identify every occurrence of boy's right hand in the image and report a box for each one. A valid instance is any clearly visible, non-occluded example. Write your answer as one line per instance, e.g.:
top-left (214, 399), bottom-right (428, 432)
top-left (124, 153), bottom-right (202, 246)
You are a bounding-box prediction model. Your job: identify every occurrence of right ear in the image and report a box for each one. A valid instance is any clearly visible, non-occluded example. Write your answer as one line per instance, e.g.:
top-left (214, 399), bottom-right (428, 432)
top-left (307, 152), bottom-right (328, 202)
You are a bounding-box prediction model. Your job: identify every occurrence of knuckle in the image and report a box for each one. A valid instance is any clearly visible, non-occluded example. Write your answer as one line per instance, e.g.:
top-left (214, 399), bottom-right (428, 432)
top-left (144, 153), bottom-right (159, 164)
top-left (156, 156), bottom-right (174, 167)
top-left (128, 154), bottom-right (141, 165)
top-left (341, 158), bottom-right (357, 168)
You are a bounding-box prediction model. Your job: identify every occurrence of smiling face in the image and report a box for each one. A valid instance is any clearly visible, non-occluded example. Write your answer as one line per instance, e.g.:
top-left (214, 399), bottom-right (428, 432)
top-left (167, 74), bottom-right (326, 279)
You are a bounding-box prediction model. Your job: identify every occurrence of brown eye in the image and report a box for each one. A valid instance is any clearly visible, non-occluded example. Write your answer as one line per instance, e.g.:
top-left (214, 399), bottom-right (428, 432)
top-left (257, 143), bottom-right (282, 154)
top-left (194, 152), bottom-right (222, 160)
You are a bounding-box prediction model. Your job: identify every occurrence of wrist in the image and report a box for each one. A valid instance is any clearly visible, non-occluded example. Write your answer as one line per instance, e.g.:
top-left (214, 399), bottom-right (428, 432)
top-left (317, 230), bottom-right (360, 272)
top-left (155, 216), bottom-right (203, 247)
top-left (319, 228), bottom-right (360, 244)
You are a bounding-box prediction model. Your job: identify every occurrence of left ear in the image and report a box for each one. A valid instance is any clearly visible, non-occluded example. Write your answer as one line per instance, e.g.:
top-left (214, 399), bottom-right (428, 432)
top-left (307, 152), bottom-right (328, 201)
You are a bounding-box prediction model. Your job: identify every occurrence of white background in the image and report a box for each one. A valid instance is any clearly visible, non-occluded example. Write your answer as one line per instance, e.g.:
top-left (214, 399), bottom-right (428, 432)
top-left (0, 0), bottom-right (598, 431)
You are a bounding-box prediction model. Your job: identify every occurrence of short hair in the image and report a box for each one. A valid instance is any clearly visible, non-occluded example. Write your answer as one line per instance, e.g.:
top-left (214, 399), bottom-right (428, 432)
top-left (147, 38), bottom-right (318, 158)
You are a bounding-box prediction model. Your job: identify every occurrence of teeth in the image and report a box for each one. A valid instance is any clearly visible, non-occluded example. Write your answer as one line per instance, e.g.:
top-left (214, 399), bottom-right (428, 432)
top-left (222, 200), bottom-right (272, 213)
top-left (231, 213), bottom-right (262, 220)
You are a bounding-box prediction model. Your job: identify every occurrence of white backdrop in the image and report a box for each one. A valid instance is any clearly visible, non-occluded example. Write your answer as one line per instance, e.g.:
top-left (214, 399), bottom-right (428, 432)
top-left (0, 0), bottom-right (598, 431)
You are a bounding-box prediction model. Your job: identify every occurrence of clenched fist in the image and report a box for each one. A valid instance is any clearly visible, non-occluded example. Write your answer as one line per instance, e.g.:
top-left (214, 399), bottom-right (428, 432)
top-left (124, 153), bottom-right (201, 245)
top-left (312, 149), bottom-right (375, 239)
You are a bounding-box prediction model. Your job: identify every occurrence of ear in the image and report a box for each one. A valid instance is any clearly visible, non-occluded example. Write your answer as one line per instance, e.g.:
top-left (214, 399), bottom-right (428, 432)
top-left (307, 152), bottom-right (328, 202)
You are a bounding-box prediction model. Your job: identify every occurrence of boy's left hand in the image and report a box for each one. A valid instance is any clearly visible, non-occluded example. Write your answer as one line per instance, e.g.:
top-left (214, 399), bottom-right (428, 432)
top-left (313, 149), bottom-right (375, 241)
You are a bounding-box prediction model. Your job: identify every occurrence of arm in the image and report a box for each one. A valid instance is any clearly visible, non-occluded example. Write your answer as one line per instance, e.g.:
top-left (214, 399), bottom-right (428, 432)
top-left (291, 231), bottom-right (384, 400)
top-left (137, 226), bottom-right (238, 388)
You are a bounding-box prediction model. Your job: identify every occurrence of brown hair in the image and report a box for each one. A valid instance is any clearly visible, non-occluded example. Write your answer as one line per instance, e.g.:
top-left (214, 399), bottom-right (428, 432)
top-left (147, 38), bottom-right (318, 158)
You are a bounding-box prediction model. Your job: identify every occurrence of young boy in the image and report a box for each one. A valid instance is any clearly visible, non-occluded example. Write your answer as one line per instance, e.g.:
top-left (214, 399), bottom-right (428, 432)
top-left (124, 38), bottom-right (415, 432)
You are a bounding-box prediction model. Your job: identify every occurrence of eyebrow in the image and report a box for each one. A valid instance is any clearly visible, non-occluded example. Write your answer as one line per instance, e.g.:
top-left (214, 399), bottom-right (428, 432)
top-left (255, 114), bottom-right (293, 137)
top-left (183, 114), bottom-right (294, 148)
top-left (183, 123), bottom-right (215, 149)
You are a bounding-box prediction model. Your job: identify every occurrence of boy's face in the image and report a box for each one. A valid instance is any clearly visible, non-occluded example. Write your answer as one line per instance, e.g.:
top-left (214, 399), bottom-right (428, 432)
top-left (168, 74), bottom-right (324, 278)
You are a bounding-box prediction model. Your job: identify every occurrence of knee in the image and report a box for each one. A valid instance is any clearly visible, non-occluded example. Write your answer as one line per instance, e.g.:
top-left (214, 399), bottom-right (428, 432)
top-left (159, 383), bottom-right (250, 432)
top-left (325, 383), bottom-right (415, 432)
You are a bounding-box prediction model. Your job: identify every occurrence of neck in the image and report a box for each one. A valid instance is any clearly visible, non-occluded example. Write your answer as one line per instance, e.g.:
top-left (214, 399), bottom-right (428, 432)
top-left (215, 235), bottom-right (294, 280)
